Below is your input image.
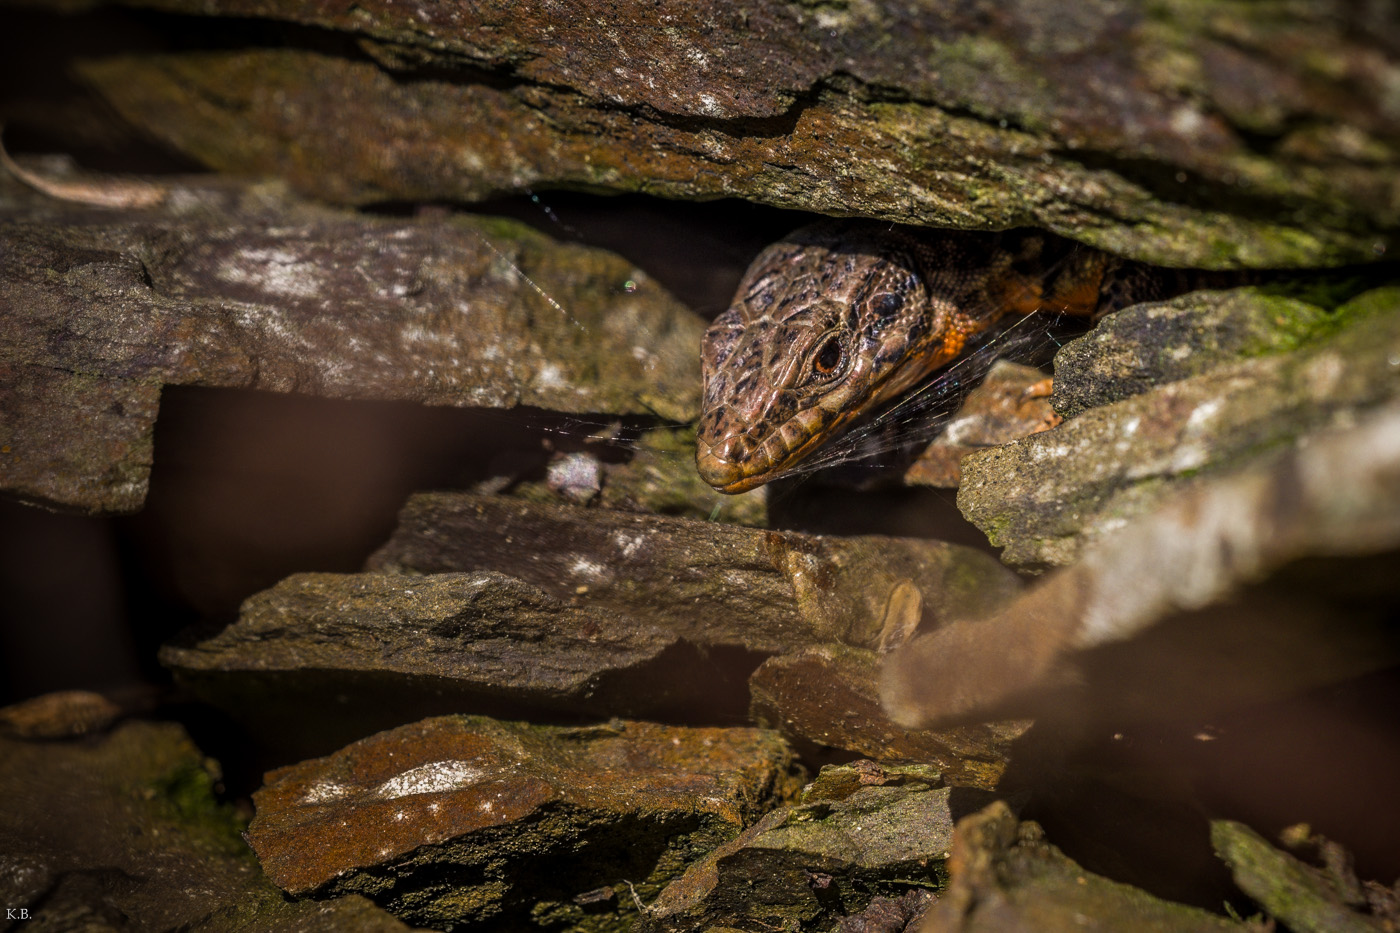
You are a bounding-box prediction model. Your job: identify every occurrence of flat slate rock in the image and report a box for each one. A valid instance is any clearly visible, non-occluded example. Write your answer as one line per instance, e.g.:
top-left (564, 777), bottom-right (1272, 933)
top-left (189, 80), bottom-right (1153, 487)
top-left (368, 492), bottom-right (1022, 655)
top-left (246, 714), bottom-right (801, 931)
top-left (885, 399), bottom-right (1400, 730)
top-left (161, 570), bottom-right (757, 748)
top-left (48, 0), bottom-right (1400, 267)
top-left (0, 700), bottom-right (421, 932)
top-left (0, 172), bottom-right (702, 513)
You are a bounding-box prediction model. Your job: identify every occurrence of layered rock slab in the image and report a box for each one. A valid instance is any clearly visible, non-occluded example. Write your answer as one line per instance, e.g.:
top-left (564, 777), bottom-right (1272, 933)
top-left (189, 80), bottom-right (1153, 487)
top-left (885, 400), bottom-right (1400, 729)
top-left (246, 715), bottom-right (800, 931)
top-left (368, 492), bottom-right (1022, 654)
top-left (960, 286), bottom-right (1400, 569)
top-left (47, 0), bottom-right (1400, 267)
top-left (0, 695), bottom-right (421, 932)
top-left (638, 761), bottom-right (986, 933)
top-left (0, 171), bottom-right (702, 513)
top-left (160, 570), bottom-right (745, 748)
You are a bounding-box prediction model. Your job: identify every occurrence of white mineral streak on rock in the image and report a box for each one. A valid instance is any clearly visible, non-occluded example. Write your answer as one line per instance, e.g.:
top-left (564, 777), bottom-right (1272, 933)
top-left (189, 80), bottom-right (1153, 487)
top-left (300, 780), bottom-right (353, 804)
top-left (569, 557), bottom-right (610, 581)
top-left (376, 760), bottom-right (490, 799)
top-left (218, 247), bottom-right (324, 299)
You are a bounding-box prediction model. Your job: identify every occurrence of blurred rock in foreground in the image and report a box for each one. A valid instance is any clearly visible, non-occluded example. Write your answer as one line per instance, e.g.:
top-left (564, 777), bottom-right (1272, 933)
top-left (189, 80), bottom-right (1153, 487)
top-left (920, 802), bottom-right (1246, 932)
top-left (885, 399), bottom-right (1400, 730)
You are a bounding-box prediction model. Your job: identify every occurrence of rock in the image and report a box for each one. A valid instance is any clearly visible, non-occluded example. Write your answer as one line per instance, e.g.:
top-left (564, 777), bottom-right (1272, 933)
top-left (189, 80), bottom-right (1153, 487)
top-left (749, 645), bottom-right (1029, 790)
top-left (884, 400), bottom-right (1400, 729)
top-left (0, 173), bottom-right (702, 513)
top-left (0, 711), bottom-right (421, 932)
top-left (919, 801), bottom-right (1245, 932)
top-left (368, 492), bottom-right (1022, 655)
top-left (1050, 286), bottom-right (1347, 419)
top-left (638, 761), bottom-right (985, 933)
top-left (1212, 821), bottom-right (1386, 933)
top-left (905, 361), bottom-right (1059, 488)
top-left (959, 286), bottom-right (1400, 569)
top-left (245, 714), bottom-right (801, 930)
top-left (47, 1), bottom-right (1400, 268)
top-left (838, 890), bottom-right (938, 933)
top-left (0, 689), bottom-right (124, 738)
top-left (160, 570), bottom-right (754, 749)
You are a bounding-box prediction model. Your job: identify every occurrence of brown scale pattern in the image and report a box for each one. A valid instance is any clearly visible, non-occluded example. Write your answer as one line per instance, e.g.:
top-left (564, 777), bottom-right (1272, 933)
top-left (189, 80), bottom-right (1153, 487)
top-left (696, 220), bottom-right (1166, 493)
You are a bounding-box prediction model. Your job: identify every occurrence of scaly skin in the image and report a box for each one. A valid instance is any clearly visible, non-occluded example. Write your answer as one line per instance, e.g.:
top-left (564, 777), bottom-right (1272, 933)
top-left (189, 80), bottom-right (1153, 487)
top-left (696, 220), bottom-right (1163, 493)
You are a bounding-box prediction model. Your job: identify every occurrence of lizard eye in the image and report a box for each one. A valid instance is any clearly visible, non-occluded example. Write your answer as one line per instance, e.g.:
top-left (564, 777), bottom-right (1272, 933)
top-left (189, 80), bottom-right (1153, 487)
top-left (812, 335), bottom-right (845, 377)
top-left (874, 293), bottom-right (903, 317)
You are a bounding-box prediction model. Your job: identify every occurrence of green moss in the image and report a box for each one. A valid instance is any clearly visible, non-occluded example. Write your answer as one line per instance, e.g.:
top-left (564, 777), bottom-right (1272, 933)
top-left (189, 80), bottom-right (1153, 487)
top-left (148, 758), bottom-right (249, 857)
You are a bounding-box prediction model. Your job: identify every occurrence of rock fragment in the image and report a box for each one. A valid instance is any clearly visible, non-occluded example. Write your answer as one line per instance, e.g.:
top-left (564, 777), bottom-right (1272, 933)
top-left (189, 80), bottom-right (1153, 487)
top-left (0, 173), bottom-right (702, 513)
top-left (749, 645), bottom-right (1029, 790)
top-left (959, 287), bottom-right (1400, 568)
top-left (919, 802), bottom-right (1244, 932)
top-left (1212, 821), bottom-right (1388, 933)
top-left (158, 571), bottom-right (716, 745)
top-left (638, 761), bottom-right (983, 933)
top-left (905, 361), bottom-right (1059, 489)
top-left (1050, 286), bottom-right (1345, 419)
top-left (246, 715), bottom-right (800, 930)
top-left (368, 492), bottom-right (1022, 655)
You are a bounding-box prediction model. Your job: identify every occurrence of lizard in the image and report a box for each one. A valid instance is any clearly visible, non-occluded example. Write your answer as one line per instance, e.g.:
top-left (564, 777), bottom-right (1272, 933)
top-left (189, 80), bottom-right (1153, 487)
top-left (696, 220), bottom-right (1199, 494)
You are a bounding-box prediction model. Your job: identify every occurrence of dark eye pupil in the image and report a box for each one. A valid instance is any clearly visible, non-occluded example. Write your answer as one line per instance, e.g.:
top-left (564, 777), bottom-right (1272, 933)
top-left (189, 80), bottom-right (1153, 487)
top-left (876, 293), bottom-right (902, 315)
top-left (814, 337), bottom-right (843, 375)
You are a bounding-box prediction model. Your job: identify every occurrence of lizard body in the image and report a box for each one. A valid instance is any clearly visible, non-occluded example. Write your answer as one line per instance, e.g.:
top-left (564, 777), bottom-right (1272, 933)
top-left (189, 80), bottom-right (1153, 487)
top-left (696, 220), bottom-right (1180, 493)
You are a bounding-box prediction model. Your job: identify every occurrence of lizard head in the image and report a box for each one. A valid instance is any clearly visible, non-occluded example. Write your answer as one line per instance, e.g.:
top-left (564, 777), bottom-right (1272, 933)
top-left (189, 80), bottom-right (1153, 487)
top-left (696, 222), bottom-right (960, 494)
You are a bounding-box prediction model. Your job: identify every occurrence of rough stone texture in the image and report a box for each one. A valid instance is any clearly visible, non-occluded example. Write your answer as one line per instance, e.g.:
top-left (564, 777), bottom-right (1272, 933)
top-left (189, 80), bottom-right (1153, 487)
top-left (0, 171), bottom-right (703, 514)
top-left (159, 570), bottom-right (734, 747)
top-left (905, 360), bottom-right (1058, 489)
top-left (1212, 821), bottom-right (1386, 933)
top-left (43, 0), bottom-right (1400, 268)
top-left (368, 492), bottom-right (1022, 654)
top-left (884, 401), bottom-right (1400, 730)
top-left (749, 645), bottom-right (1029, 790)
top-left (1051, 284), bottom-right (1364, 418)
top-left (919, 802), bottom-right (1244, 932)
top-left (0, 708), bottom-right (422, 932)
top-left (246, 714), bottom-right (801, 931)
top-left (638, 761), bottom-right (982, 933)
top-left (959, 287), bottom-right (1400, 568)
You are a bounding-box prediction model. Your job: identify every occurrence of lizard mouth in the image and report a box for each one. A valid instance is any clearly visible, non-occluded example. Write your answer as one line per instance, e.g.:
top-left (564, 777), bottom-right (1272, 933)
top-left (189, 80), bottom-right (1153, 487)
top-left (695, 410), bottom-right (847, 494)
